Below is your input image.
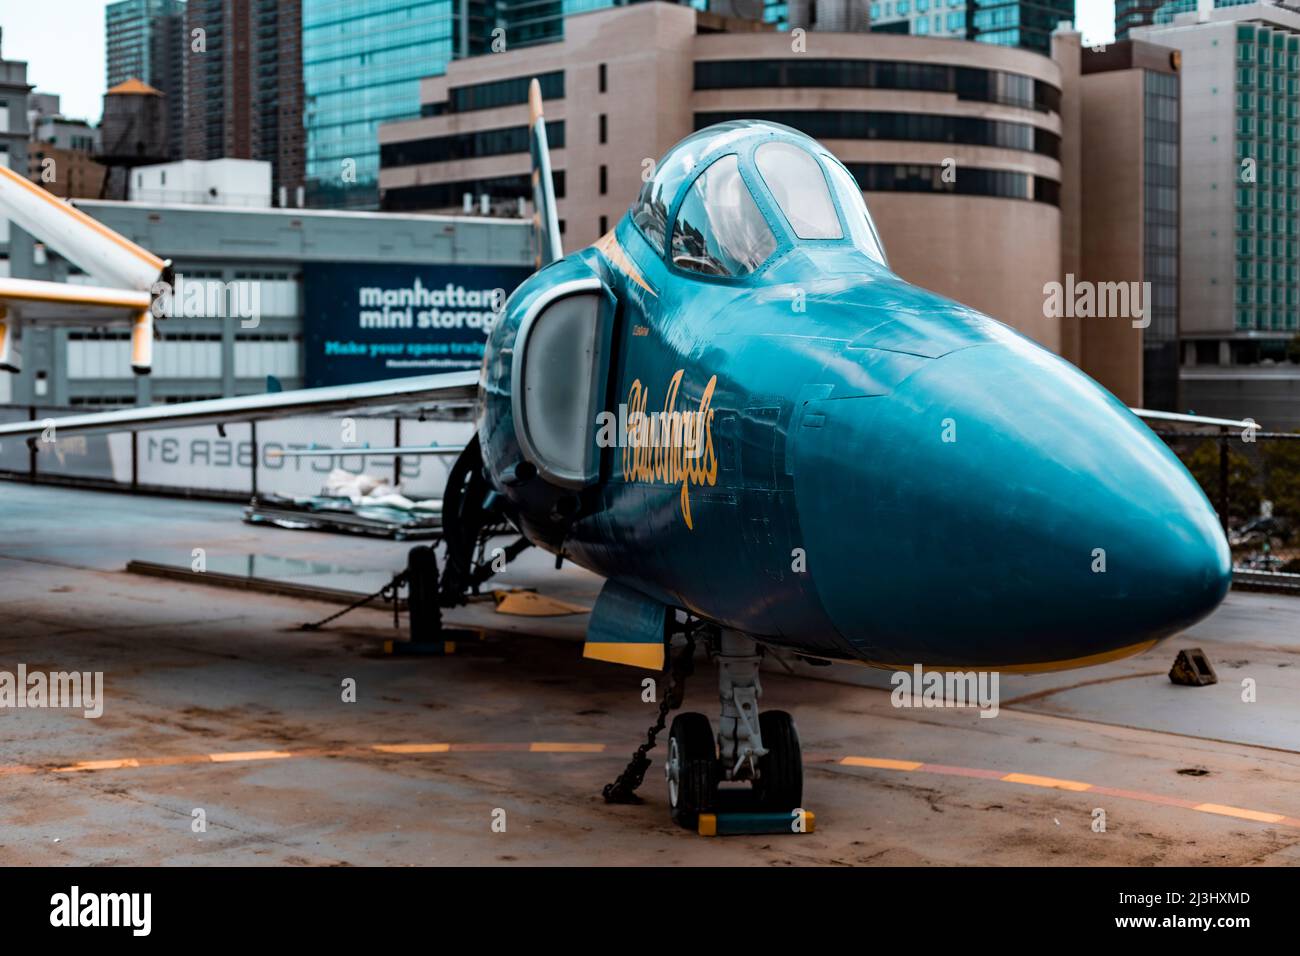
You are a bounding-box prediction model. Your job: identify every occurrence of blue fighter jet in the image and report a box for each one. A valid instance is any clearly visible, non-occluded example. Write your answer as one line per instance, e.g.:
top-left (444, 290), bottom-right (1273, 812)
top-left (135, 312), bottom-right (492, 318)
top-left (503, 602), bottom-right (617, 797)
top-left (0, 80), bottom-right (1238, 828)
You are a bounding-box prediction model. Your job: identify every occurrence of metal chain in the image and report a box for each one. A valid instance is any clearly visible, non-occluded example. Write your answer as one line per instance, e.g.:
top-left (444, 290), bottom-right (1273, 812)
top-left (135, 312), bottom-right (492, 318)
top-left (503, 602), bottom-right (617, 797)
top-left (298, 569), bottom-right (409, 632)
top-left (602, 632), bottom-right (696, 805)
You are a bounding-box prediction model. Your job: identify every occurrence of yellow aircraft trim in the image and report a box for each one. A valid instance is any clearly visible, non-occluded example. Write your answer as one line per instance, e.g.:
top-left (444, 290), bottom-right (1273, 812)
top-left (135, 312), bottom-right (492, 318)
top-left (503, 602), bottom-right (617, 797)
top-left (0, 165), bottom-right (165, 271)
top-left (0, 278), bottom-right (151, 310)
top-left (593, 230), bottom-right (658, 298)
top-left (583, 641), bottom-right (665, 670)
top-left (816, 638), bottom-right (1162, 676)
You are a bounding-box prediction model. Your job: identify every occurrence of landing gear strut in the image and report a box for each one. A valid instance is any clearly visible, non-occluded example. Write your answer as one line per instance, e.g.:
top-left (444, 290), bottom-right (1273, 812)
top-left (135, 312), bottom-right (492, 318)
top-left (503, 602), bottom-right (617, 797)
top-left (604, 619), bottom-right (804, 830)
top-left (301, 435), bottom-right (532, 651)
top-left (666, 630), bottom-right (803, 828)
top-left (385, 435), bottom-right (530, 654)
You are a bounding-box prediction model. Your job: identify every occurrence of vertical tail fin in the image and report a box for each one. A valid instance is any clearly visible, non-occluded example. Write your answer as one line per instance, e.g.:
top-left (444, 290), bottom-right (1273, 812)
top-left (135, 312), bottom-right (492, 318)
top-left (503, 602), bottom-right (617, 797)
top-left (528, 78), bottom-right (563, 269)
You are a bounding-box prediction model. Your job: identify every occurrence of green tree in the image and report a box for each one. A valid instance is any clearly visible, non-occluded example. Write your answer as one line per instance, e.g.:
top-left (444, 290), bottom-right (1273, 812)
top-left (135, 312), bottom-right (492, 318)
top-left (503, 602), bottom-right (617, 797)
top-left (1287, 333), bottom-right (1300, 365)
top-left (1182, 439), bottom-right (1260, 521)
top-left (1262, 433), bottom-right (1300, 523)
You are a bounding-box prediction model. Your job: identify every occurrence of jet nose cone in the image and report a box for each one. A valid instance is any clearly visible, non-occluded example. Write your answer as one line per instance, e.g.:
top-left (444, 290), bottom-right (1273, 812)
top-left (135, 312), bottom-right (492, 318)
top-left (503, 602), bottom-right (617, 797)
top-left (793, 339), bottom-right (1231, 669)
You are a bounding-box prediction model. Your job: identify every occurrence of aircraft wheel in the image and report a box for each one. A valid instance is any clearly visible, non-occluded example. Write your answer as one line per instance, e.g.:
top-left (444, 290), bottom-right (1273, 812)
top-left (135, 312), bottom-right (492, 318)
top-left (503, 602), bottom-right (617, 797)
top-left (665, 712), bottom-right (718, 829)
top-left (754, 710), bottom-right (802, 811)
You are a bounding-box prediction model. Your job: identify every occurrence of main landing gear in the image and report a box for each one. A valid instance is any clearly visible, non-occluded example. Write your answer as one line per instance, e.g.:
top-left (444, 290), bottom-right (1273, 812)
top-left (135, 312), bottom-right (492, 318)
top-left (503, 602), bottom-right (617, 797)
top-left (604, 620), bottom-right (806, 833)
top-left (300, 435), bottom-right (531, 651)
top-left (399, 435), bottom-right (531, 652)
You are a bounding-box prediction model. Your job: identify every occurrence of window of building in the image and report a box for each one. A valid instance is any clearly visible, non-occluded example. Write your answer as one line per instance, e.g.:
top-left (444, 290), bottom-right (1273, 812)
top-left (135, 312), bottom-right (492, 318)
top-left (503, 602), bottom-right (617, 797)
top-left (670, 154), bottom-right (776, 278)
top-left (599, 215), bottom-right (608, 235)
top-left (598, 63), bottom-right (607, 94)
top-left (599, 165), bottom-right (607, 195)
top-left (599, 114), bottom-right (607, 144)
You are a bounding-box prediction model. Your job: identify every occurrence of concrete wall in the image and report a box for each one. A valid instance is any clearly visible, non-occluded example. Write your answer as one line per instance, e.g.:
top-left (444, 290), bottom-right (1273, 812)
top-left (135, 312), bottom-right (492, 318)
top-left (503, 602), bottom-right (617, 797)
top-left (1079, 68), bottom-right (1145, 405)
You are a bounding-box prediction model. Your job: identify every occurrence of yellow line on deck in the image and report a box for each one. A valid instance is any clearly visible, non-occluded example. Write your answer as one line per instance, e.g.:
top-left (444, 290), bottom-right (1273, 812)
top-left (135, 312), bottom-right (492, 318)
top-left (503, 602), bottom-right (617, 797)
top-left (14, 744), bottom-right (1300, 834)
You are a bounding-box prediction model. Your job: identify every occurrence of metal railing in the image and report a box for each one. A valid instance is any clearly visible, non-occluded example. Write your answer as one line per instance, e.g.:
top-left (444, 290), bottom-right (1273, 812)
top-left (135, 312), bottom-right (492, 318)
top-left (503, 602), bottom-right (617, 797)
top-left (0, 403), bottom-right (471, 503)
top-left (1153, 425), bottom-right (1300, 577)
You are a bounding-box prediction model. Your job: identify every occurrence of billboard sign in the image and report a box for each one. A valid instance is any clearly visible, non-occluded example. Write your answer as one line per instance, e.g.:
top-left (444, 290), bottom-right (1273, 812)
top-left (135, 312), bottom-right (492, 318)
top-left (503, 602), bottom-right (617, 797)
top-left (303, 262), bottom-right (532, 386)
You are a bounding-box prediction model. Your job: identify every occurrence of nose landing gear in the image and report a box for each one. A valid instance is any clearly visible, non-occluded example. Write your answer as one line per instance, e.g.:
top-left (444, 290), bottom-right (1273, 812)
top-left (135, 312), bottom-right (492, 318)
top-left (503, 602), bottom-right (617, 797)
top-left (605, 621), bottom-right (805, 832)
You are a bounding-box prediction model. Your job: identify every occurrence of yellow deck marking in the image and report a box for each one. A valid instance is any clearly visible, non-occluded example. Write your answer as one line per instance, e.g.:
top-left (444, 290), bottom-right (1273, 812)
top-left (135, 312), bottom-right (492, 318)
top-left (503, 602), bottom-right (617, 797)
top-left (835, 756), bottom-right (1300, 830)
top-left (1000, 772), bottom-right (1093, 792)
top-left (207, 750), bottom-right (294, 763)
top-left (53, 758), bottom-right (141, 773)
top-left (1193, 803), bottom-right (1286, 824)
top-left (14, 744), bottom-right (1300, 833)
top-left (840, 756), bottom-right (923, 771)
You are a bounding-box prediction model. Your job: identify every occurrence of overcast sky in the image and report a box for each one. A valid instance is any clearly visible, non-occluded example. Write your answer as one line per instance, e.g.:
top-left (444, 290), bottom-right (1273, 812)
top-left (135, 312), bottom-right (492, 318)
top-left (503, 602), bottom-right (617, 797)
top-left (0, 1), bottom-right (1116, 126)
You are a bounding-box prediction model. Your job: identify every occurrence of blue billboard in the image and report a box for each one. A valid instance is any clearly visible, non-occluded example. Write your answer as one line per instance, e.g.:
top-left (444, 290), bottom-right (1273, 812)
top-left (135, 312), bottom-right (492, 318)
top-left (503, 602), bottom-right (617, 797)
top-left (303, 262), bottom-right (533, 386)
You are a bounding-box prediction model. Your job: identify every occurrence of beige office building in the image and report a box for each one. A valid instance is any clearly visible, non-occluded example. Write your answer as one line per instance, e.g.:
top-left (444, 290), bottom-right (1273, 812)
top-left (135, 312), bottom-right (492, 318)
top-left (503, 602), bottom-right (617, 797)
top-left (379, 2), bottom-right (1171, 406)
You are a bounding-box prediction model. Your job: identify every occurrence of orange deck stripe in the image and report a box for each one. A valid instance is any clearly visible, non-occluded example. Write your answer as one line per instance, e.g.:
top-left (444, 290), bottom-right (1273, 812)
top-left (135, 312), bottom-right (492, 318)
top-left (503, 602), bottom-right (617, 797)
top-left (9, 745), bottom-right (1299, 832)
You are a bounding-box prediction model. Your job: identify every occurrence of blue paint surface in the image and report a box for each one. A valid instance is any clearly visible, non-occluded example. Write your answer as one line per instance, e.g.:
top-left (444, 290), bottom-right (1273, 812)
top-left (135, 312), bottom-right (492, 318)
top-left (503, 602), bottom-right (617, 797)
top-left (478, 121), bottom-right (1230, 670)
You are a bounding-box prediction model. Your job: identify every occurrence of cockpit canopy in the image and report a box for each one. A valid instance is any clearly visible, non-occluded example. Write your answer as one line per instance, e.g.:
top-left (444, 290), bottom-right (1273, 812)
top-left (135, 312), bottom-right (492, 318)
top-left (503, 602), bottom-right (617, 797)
top-left (631, 121), bottom-right (888, 278)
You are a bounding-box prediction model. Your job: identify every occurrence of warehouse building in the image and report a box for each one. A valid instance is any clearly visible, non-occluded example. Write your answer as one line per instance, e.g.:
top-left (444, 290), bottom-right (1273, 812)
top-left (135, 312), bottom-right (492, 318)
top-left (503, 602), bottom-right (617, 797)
top-left (3, 202), bottom-right (532, 407)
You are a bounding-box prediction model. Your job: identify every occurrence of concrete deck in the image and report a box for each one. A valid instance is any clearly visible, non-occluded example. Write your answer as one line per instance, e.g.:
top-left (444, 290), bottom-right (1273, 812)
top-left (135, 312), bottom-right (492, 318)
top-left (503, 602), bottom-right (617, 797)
top-left (2, 480), bottom-right (1299, 865)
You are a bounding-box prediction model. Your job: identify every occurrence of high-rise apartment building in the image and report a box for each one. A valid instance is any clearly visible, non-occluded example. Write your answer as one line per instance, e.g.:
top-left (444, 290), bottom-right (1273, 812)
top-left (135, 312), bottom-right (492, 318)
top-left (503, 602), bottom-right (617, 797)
top-left (184, 0), bottom-right (304, 203)
top-left (1077, 40), bottom-right (1182, 411)
top-left (1135, 3), bottom-right (1300, 428)
top-left (1120, 0), bottom-right (1273, 38)
top-left (869, 0), bottom-right (968, 38)
top-left (105, 0), bottom-right (186, 160)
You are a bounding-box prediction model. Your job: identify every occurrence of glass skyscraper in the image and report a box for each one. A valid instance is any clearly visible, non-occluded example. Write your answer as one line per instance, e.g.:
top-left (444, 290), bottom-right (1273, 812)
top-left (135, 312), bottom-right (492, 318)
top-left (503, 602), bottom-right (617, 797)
top-left (869, 0), bottom-right (1070, 52)
top-left (1143, 68), bottom-right (1181, 410)
top-left (966, 0), bottom-right (1075, 55)
top-left (1229, 20), bottom-right (1300, 334)
top-left (303, 0), bottom-right (455, 209)
top-left (105, 0), bottom-right (186, 159)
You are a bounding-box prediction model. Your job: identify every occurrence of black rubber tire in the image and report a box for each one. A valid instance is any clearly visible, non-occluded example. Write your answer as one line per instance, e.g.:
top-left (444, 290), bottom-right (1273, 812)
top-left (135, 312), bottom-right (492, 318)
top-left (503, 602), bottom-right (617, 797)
top-left (439, 436), bottom-right (488, 606)
top-left (667, 712), bottom-right (718, 829)
top-left (406, 545), bottom-right (442, 640)
top-left (754, 710), bottom-right (802, 811)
